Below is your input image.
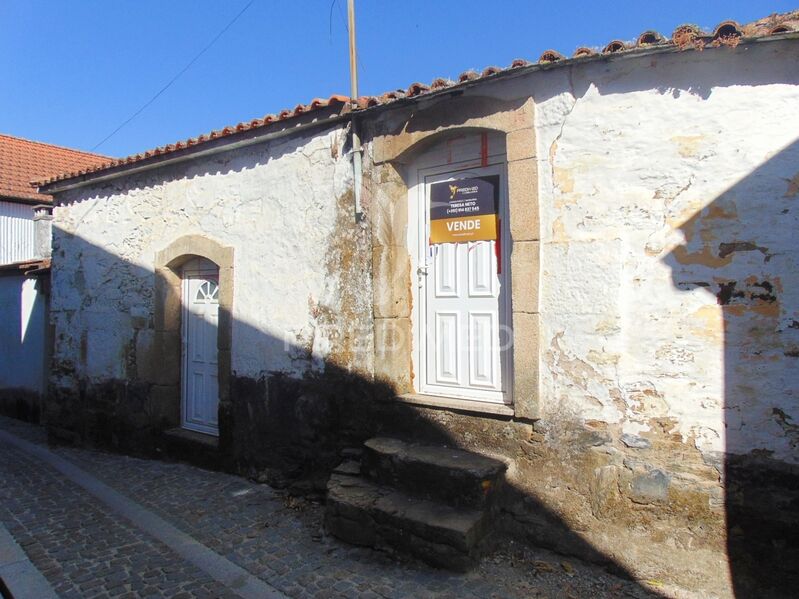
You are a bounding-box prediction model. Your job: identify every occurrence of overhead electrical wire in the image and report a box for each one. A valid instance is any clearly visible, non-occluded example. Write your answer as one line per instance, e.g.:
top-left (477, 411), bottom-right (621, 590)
top-left (91, 0), bottom-right (255, 152)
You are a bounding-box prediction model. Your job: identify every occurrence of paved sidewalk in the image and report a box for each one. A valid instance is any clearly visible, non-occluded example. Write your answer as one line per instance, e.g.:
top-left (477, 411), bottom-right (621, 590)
top-left (0, 416), bottom-right (664, 598)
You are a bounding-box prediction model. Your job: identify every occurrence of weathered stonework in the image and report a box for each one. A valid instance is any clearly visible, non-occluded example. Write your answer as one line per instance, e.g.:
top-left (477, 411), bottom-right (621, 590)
top-left (364, 88), bottom-right (542, 420)
top-left (46, 124), bottom-right (372, 459)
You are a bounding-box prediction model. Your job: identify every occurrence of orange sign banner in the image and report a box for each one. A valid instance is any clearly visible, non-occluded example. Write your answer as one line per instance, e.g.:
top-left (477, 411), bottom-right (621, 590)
top-left (429, 213), bottom-right (498, 243)
top-left (429, 176), bottom-right (499, 244)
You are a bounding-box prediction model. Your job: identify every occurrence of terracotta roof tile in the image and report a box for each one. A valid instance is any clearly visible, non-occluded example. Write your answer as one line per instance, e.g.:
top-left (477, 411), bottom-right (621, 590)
top-left (573, 46), bottom-right (598, 58)
top-left (713, 21), bottom-right (744, 40)
top-left (537, 51), bottom-right (564, 64)
top-left (36, 9), bottom-right (799, 189)
top-left (457, 70), bottom-right (481, 83)
top-left (406, 82), bottom-right (430, 97)
top-left (480, 66), bottom-right (503, 77)
top-left (671, 24), bottom-right (702, 47)
top-left (430, 77), bottom-right (454, 90)
top-left (637, 31), bottom-right (666, 46)
top-left (0, 134), bottom-right (108, 202)
top-left (602, 40), bottom-right (628, 54)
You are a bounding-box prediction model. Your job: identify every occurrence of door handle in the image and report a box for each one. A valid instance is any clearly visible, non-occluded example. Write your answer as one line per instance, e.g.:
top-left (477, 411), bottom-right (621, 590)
top-left (416, 265), bottom-right (429, 288)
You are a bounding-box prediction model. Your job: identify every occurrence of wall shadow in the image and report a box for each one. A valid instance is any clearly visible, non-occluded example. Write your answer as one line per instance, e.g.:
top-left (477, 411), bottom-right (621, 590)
top-left (531, 41), bottom-right (799, 106)
top-left (46, 228), bottom-right (664, 596)
top-left (665, 139), bottom-right (799, 598)
top-left (0, 272), bottom-right (48, 422)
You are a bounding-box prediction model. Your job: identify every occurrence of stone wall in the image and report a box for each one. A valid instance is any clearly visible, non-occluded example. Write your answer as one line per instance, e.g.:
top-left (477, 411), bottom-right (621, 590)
top-left (358, 39), bottom-right (799, 596)
top-left (534, 40), bottom-right (799, 465)
top-left (47, 123), bottom-right (376, 476)
top-left (522, 40), bottom-right (798, 596)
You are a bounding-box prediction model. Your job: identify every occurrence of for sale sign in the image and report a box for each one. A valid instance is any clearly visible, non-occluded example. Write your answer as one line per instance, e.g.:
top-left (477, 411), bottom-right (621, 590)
top-left (429, 175), bottom-right (499, 244)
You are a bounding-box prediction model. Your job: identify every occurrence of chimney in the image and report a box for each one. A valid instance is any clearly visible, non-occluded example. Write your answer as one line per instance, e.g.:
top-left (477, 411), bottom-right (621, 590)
top-left (33, 205), bottom-right (53, 259)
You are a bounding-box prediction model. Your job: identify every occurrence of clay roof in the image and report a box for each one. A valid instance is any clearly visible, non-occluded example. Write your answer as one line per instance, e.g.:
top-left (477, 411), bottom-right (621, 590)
top-left (36, 10), bottom-right (799, 190)
top-left (0, 134), bottom-right (109, 203)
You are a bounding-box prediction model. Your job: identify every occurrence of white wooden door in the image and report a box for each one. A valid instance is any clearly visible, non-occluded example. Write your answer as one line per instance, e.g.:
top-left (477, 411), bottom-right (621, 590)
top-left (181, 258), bottom-right (220, 435)
top-left (419, 164), bottom-right (512, 404)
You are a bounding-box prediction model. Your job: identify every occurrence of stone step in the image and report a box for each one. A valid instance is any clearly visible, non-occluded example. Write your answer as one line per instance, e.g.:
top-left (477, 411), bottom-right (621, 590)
top-left (361, 437), bottom-right (506, 509)
top-left (161, 427), bottom-right (222, 470)
top-left (325, 472), bottom-right (489, 571)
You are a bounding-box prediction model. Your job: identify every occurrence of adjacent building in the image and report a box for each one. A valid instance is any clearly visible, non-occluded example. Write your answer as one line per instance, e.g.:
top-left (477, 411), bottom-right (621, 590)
top-left (0, 134), bottom-right (107, 421)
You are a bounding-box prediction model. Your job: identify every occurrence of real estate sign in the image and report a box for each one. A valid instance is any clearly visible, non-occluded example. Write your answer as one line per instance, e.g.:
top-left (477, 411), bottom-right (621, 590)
top-left (429, 175), bottom-right (499, 244)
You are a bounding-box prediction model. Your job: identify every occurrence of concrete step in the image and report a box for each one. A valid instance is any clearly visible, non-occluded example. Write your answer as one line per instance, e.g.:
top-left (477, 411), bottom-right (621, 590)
top-left (361, 437), bottom-right (506, 509)
top-left (325, 472), bottom-right (489, 571)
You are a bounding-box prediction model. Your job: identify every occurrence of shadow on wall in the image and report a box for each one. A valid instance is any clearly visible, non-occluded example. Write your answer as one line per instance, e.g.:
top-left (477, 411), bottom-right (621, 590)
top-left (47, 228), bottom-right (663, 597)
top-left (0, 273), bottom-right (48, 422)
top-left (531, 40), bottom-right (798, 106)
top-left (665, 139), bottom-right (799, 598)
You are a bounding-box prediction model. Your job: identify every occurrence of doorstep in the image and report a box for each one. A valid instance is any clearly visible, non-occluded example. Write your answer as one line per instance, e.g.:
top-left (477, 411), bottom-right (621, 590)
top-left (392, 393), bottom-right (515, 417)
top-left (161, 427), bottom-right (222, 471)
top-left (163, 427), bottom-right (219, 449)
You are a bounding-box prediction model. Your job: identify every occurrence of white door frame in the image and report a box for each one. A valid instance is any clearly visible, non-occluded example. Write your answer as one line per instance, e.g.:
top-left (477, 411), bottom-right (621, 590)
top-left (408, 154), bottom-right (513, 406)
top-left (180, 258), bottom-right (220, 436)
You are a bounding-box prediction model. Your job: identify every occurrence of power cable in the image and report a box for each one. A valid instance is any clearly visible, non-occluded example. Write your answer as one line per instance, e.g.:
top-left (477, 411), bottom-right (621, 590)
top-left (91, 0), bottom-right (255, 152)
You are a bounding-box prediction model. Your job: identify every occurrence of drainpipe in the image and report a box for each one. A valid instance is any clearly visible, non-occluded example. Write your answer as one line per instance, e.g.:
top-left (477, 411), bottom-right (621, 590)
top-left (348, 0), bottom-right (364, 222)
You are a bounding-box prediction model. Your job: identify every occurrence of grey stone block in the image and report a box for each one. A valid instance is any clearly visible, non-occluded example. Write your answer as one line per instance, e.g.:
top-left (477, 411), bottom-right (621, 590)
top-left (620, 434), bottom-right (651, 449)
top-left (630, 469), bottom-right (670, 504)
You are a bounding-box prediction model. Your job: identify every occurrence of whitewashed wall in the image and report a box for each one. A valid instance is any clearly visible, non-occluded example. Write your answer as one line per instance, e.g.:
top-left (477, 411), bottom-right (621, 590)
top-left (51, 124), bottom-right (365, 386)
top-left (533, 42), bottom-right (799, 462)
top-left (48, 40), bottom-right (799, 468)
top-left (0, 201), bottom-right (35, 264)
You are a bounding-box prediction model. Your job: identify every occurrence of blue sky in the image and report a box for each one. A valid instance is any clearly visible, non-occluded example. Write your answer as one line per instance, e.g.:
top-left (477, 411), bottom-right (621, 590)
top-left (1, 1), bottom-right (795, 157)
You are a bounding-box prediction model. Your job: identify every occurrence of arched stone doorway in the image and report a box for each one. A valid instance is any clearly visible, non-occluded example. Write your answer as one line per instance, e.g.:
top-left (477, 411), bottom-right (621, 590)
top-left (365, 94), bottom-right (541, 420)
top-left (153, 235), bottom-right (233, 437)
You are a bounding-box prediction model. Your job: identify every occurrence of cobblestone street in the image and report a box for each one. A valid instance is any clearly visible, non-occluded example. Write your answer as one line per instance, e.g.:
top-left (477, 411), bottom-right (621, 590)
top-left (0, 416), bottom-right (669, 598)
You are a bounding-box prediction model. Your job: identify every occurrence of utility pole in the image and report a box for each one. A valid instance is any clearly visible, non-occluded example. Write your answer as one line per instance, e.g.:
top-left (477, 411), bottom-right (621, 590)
top-left (348, 0), bottom-right (364, 221)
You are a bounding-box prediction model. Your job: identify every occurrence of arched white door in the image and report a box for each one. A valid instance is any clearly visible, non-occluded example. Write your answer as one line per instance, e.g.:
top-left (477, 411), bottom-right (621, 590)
top-left (181, 257), bottom-right (219, 435)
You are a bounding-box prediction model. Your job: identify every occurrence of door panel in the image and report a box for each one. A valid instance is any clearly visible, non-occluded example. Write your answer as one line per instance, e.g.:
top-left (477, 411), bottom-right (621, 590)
top-left (434, 312), bottom-right (461, 384)
top-left (191, 372), bottom-right (204, 420)
top-left (468, 240), bottom-right (496, 297)
top-left (468, 311), bottom-right (498, 388)
top-left (435, 243), bottom-right (459, 297)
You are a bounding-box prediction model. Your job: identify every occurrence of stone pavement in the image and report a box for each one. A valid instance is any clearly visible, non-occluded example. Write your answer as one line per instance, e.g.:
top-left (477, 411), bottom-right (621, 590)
top-left (0, 416), bottom-right (670, 598)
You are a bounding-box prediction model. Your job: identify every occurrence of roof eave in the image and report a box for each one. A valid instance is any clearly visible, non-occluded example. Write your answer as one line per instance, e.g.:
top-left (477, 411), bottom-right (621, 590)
top-left (0, 194), bottom-right (52, 206)
top-left (38, 30), bottom-right (799, 196)
top-left (39, 105), bottom-right (351, 195)
top-left (352, 31), bottom-right (799, 119)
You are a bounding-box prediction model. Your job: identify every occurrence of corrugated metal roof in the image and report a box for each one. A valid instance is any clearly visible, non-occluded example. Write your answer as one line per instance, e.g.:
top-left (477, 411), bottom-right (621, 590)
top-left (35, 10), bottom-right (799, 189)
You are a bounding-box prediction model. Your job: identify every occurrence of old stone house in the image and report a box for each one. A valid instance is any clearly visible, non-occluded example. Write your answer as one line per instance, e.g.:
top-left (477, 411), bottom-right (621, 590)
top-left (36, 12), bottom-right (799, 598)
top-left (0, 134), bottom-right (107, 421)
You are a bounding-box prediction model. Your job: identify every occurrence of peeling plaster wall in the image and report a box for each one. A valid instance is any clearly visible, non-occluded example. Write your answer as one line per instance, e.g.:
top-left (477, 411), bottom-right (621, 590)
top-left (50, 124), bottom-right (371, 395)
top-left (533, 42), bottom-right (799, 463)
